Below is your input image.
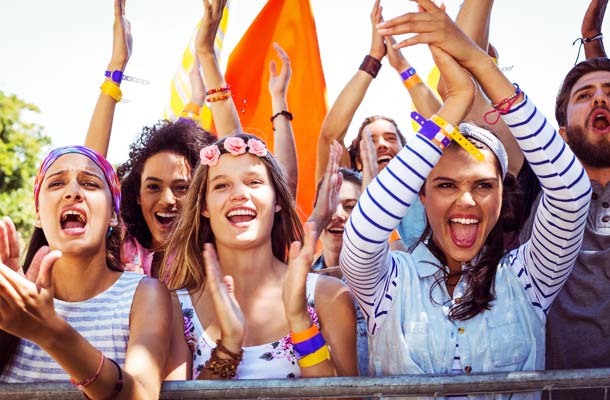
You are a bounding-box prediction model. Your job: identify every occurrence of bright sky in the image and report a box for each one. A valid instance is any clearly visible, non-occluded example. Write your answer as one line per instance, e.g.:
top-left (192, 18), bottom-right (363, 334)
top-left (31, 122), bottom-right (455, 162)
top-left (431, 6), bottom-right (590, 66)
top-left (1, 0), bottom-right (605, 164)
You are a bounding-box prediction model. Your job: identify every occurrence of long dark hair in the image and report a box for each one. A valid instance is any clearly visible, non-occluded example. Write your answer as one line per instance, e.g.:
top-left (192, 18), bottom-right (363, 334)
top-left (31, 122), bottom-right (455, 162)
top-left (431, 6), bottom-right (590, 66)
top-left (417, 140), bottom-right (522, 321)
top-left (117, 120), bottom-right (215, 250)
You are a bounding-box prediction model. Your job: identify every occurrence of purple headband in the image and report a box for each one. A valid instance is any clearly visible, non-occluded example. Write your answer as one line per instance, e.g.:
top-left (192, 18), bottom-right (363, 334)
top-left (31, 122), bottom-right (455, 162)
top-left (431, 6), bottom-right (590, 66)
top-left (33, 145), bottom-right (121, 216)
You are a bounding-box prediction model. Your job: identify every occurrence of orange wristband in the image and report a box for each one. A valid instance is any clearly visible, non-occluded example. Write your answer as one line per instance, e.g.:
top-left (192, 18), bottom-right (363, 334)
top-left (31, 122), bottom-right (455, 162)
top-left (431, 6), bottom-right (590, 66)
top-left (291, 324), bottom-right (319, 343)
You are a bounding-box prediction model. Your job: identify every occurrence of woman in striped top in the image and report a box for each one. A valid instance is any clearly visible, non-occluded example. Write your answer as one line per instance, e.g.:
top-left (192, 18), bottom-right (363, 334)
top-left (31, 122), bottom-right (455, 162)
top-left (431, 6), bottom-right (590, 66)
top-left (0, 146), bottom-right (174, 399)
top-left (339, 1), bottom-right (592, 398)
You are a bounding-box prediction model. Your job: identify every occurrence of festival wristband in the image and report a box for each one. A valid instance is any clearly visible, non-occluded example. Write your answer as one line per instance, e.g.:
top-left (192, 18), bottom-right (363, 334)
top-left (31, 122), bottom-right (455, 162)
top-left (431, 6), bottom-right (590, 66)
top-left (100, 81), bottom-right (122, 102)
top-left (410, 111), bottom-right (451, 149)
top-left (297, 345), bottom-right (331, 368)
top-left (292, 332), bottom-right (326, 358)
top-left (291, 324), bottom-right (319, 343)
top-left (104, 70), bottom-right (150, 85)
top-left (400, 67), bottom-right (422, 89)
top-left (430, 115), bottom-right (485, 161)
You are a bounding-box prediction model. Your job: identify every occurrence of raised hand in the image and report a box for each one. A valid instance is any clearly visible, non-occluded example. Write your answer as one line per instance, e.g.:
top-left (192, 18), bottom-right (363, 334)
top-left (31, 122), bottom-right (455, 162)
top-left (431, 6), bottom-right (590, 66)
top-left (0, 247), bottom-right (62, 345)
top-left (0, 217), bottom-right (21, 274)
top-left (283, 222), bottom-right (318, 333)
top-left (377, 0), bottom-right (486, 70)
top-left (268, 43), bottom-right (292, 99)
top-left (369, 0), bottom-right (387, 60)
top-left (110, 0), bottom-right (132, 70)
top-left (359, 126), bottom-right (378, 189)
top-left (202, 243), bottom-right (245, 354)
top-left (384, 34), bottom-right (409, 74)
top-left (309, 141), bottom-right (343, 238)
top-left (195, 0), bottom-right (228, 56)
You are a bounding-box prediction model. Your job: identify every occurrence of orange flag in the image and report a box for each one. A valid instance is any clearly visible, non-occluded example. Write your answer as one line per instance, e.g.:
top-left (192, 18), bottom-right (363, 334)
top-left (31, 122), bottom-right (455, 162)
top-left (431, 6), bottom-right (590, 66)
top-left (225, 0), bottom-right (327, 221)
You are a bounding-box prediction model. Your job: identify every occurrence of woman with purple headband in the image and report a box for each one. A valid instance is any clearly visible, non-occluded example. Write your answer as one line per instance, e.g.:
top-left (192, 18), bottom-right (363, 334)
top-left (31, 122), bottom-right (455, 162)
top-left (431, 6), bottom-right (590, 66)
top-left (0, 146), bottom-right (176, 398)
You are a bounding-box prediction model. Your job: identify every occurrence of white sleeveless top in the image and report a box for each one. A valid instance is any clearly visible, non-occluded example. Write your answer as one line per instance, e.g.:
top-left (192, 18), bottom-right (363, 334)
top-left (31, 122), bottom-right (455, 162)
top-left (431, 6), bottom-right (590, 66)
top-left (0, 272), bottom-right (145, 383)
top-left (177, 273), bottom-right (320, 379)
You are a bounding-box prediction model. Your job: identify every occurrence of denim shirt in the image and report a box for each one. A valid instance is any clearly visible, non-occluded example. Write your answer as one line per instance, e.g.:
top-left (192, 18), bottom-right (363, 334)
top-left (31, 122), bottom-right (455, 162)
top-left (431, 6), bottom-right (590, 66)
top-left (368, 244), bottom-right (545, 400)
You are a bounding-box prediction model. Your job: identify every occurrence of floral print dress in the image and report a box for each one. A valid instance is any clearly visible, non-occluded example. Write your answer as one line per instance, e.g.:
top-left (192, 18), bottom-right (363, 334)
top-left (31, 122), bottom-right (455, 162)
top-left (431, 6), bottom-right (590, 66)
top-left (177, 273), bottom-right (320, 379)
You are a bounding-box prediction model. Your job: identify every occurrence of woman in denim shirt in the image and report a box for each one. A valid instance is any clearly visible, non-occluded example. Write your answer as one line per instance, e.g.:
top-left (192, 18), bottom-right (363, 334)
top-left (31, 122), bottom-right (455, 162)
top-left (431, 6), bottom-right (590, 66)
top-left (340, 1), bottom-right (592, 398)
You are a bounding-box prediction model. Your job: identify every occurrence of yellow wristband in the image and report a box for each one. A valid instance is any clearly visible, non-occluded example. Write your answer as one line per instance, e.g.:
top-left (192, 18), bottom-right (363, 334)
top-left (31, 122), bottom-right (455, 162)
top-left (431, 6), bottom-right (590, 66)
top-left (100, 81), bottom-right (122, 102)
top-left (431, 115), bottom-right (485, 161)
top-left (183, 102), bottom-right (202, 115)
top-left (297, 345), bottom-right (330, 368)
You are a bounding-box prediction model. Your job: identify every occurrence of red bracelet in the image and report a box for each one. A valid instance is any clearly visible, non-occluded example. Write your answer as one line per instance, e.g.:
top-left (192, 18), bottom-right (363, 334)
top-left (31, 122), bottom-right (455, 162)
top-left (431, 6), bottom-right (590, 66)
top-left (70, 350), bottom-right (105, 390)
top-left (484, 83), bottom-right (522, 125)
top-left (205, 85), bottom-right (230, 96)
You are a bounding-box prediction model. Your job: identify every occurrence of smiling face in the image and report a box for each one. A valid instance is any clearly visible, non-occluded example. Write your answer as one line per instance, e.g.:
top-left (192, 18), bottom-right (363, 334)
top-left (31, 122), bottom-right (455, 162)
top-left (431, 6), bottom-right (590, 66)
top-left (420, 147), bottom-right (502, 272)
top-left (320, 180), bottom-right (361, 257)
top-left (138, 151), bottom-right (191, 246)
top-left (561, 70), bottom-right (610, 168)
top-left (363, 119), bottom-right (403, 171)
top-left (36, 153), bottom-right (116, 256)
top-left (202, 153), bottom-right (280, 251)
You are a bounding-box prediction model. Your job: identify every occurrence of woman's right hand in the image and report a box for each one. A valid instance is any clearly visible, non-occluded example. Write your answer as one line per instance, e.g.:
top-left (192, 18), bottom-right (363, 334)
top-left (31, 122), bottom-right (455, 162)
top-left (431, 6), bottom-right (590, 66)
top-left (0, 247), bottom-right (63, 346)
top-left (109, 0), bottom-right (132, 71)
top-left (308, 141), bottom-right (343, 238)
top-left (195, 0), bottom-right (227, 56)
top-left (202, 243), bottom-right (245, 354)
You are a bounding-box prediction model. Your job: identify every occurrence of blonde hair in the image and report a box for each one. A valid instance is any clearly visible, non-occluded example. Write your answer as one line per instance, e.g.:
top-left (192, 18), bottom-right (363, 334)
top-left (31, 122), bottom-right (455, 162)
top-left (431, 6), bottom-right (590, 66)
top-left (160, 133), bottom-right (303, 291)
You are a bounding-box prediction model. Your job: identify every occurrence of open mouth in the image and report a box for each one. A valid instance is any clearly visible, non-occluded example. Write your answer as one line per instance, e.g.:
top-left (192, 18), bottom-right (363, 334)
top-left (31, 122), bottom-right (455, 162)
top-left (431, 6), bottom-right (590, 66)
top-left (589, 109), bottom-right (610, 133)
top-left (155, 211), bottom-right (177, 226)
top-left (226, 208), bottom-right (257, 224)
top-left (448, 217), bottom-right (480, 248)
top-left (60, 209), bottom-right (87, 233)
top-left (326, 226), bottom-right (344, 235)
top-left (377, 154), bottom-right (393, 165)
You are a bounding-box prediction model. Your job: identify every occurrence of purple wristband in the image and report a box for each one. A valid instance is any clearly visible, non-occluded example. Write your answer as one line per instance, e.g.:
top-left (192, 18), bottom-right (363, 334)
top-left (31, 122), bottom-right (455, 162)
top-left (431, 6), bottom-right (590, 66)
top-left (411, 111), bottom-right (451, 148)
top-left (400, 67), bottom-right (417, 81)
top-left (105, 70), bottom-right (123, 84)
top-left (292, 332), bottom-right (326, 358)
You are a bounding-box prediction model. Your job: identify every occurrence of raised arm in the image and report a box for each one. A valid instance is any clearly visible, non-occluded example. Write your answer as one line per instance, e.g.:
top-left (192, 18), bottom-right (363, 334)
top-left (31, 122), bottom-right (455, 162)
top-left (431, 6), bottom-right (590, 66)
top-left (315, 0), bottom-right (386, 182)
top-left (84, 0), bottom-right (131, 157)
top-left (340, 41), bottom-right (474, 333)
top-left (380, 0), bottom-right (592, 319)
top-left (268, 43), bottom-right (298, 198)
top-left (582, 0), bottom-right (608, 59)
top-left (195, 0), bottom-right (241, 137)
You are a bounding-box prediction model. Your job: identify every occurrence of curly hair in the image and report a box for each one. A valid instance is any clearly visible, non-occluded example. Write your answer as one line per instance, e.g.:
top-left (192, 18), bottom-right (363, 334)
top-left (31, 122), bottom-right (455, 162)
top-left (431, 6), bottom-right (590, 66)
top-left (347, 115), bottom-right (407, 170)
top-left (116, 120), bottom-right (216, 249)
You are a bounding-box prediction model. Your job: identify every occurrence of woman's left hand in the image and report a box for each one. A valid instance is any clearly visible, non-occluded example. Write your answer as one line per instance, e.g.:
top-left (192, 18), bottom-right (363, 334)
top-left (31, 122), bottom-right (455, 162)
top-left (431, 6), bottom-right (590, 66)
top-left (283, 222), bottom-right (317, 333)
top-left (195, 0), bottom-right (227, 56)
top-left (0, 247), bottom-right (62, 345)
top-left (109, 0), bottom-right (132, 70)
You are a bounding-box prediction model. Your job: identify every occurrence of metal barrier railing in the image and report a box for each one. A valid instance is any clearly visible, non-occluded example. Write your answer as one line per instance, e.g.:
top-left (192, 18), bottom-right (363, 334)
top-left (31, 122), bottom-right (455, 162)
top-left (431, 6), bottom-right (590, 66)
top-left (1, 368), bottom-right (609, 399)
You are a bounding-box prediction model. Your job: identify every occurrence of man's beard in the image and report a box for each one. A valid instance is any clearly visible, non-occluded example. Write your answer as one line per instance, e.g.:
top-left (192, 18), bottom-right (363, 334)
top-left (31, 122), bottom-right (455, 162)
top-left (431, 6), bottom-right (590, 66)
top-left (565, 124), bottom-right (610, 168)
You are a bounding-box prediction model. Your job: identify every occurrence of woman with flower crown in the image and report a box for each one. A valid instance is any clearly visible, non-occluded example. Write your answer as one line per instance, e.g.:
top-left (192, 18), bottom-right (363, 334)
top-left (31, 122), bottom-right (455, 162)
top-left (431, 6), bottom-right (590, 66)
top-left (160, 132), bottom-right (358, 379)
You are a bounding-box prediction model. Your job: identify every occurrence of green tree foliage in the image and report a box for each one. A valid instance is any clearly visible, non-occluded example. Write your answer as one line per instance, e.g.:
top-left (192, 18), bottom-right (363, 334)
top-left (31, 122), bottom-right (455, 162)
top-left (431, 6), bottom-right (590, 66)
top-left (0, 90), bottom-right (51, 239)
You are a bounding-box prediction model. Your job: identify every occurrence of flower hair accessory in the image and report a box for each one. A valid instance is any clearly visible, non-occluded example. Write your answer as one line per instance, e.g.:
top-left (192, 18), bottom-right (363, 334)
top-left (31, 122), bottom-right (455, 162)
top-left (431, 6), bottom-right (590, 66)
top-left (199, 136), bottom-right (268, 167)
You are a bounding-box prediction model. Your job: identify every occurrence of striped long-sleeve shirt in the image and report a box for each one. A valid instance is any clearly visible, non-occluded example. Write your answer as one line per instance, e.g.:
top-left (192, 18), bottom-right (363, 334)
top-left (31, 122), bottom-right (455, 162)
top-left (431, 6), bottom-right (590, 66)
top-left (340, 96), bottom-right (591, 382)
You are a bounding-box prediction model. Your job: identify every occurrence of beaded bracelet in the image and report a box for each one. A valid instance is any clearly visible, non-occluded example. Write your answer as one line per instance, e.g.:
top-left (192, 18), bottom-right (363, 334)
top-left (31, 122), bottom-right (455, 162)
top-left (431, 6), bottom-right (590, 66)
top-left (203, 340), bottom-right (244, 379)
top-left (70, 350), bottom-right (105, 390)
top-left (207, 92), bottom-right (231, 103)
top-left (297, 344), bottom-right (331, 368)
top-left (100, 81), bottom-right (122, 102)
top-left (206, 85), bottom-right (230, 96)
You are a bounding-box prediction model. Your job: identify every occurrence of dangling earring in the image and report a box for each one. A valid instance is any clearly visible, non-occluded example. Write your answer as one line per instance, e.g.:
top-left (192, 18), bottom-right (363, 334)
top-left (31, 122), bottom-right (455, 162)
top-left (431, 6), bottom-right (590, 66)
top-left (106, 226), bottom-right (113, 238)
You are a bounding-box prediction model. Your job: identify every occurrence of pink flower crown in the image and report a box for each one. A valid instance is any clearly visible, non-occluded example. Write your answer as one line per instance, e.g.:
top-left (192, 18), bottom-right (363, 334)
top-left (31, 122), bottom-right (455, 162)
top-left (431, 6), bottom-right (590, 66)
top-left (199, 136), bottom-right (268, 167)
